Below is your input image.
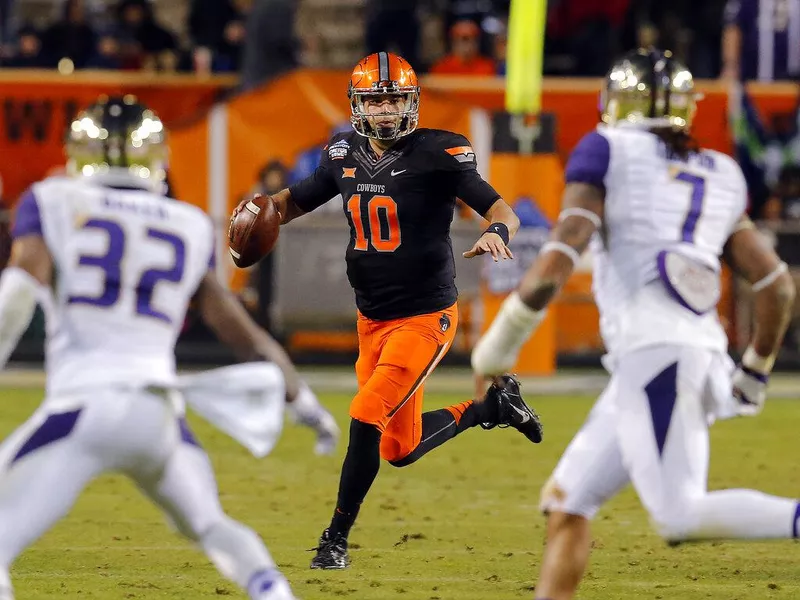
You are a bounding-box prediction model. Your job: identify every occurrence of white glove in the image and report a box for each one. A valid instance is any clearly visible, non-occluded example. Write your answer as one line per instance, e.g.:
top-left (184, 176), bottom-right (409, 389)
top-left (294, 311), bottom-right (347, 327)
top-left (471, 292), bottom-right (544, 376)
top-left (731, 365), bottom-right (768, 417)
top-left (287, 383), bottom-right (340, 456)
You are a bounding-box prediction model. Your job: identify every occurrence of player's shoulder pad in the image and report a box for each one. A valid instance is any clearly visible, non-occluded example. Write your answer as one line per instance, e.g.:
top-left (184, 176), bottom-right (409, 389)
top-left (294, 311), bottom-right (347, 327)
top-left (564, 127), bottom-right (612, 187)
top-left (700, 148), bottom-right (748, 192)
top-left (12, 176), bottom-right (73, 239)
top-left (699, 147), bottom-right (740, 173)
top-left (321, 130), bottom-right (359, 163)
top-left (592, 124), bottom-right (630, 147)
top-left (414, 128), bottom-right (477, 169)
top-left (30, 175), bottom-right (78, 206)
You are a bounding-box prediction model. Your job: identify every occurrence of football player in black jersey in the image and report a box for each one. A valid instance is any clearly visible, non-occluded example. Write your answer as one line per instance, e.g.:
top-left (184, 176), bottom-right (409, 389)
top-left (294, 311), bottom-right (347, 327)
top-left (232, 52), bottom-right (544, 570)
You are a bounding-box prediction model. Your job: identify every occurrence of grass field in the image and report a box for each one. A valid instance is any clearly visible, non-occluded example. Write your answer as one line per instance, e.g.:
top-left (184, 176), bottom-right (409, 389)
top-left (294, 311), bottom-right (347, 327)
top-left (2, 387), bottom-right (800, 599)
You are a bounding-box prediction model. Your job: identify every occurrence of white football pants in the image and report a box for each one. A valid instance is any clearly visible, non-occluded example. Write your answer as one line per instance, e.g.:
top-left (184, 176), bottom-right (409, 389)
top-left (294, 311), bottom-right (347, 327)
top-left (0, 387), bottom-right (296, 600)
top-left (540, 345), bottom-right (800, 543)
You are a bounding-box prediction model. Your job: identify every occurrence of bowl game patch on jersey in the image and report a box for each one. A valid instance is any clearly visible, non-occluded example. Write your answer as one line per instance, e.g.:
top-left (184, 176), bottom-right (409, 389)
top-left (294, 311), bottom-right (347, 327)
top-left (327, 139), bottom-right (350, 160)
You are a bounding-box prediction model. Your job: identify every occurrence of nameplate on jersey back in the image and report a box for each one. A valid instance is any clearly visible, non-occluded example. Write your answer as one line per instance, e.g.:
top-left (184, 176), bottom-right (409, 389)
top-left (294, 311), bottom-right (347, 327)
top-left (656, 250), bottom-right (720, 315)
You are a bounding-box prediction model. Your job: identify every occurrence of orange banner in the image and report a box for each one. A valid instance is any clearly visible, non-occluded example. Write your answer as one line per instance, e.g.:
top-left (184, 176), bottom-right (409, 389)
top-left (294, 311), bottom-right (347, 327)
top-left (0, 71), bottom-right (234, 202)
top-left (6, 71), bottom-right (797, 209)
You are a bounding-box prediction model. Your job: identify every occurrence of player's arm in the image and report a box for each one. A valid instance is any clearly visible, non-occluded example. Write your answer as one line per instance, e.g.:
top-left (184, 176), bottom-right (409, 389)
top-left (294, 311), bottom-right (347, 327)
top-left (195, 271), bottom-right (301, 400)
top-left (270, 188), bottom-right (305, 225)
top-left (462, 198), bottom-right (520, 261)
top-left (442, 135), bottom-right (520, 261)
top-left (471, 183), bottom-right (604, 375)
top-left (0, 236), bottom-right (51, 370)
top-left (234, 162), bottom-right (338, 227)
top-left (272, 157), bottom-right (340, 225)
top-left (519, 183), bottom-right (602, 308)
top-left (722, 216), bottom-right (795, 413)
top-left (0, 189), bottom-right (52, 370)
top-left (235, 140), bottom-right (343, 226)
top-left (471, 130), bottom-right (608, 376)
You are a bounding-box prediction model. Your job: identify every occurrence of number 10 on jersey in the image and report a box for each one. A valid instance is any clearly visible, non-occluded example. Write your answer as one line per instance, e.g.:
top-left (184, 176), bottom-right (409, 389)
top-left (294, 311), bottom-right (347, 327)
top-left (346, 194), bottom-right (401, 252)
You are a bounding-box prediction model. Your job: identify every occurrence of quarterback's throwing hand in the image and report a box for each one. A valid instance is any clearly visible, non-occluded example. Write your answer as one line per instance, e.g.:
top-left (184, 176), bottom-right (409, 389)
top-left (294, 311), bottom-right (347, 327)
top-left (463, 232), bottom-right (513, 261)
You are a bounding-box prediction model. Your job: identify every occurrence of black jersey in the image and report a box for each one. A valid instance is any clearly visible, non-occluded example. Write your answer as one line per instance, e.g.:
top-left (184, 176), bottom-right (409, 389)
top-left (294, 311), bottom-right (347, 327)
top-left (289, 128), bottom-right (500, 320)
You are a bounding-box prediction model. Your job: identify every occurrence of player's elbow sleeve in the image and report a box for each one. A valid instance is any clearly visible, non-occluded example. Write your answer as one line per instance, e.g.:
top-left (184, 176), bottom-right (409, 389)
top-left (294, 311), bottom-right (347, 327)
top-left (0, 267), bottom-right (41, 366)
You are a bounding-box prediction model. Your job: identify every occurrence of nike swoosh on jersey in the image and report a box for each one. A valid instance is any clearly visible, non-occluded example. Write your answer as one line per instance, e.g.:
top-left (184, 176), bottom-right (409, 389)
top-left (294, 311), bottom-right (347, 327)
top-left (390, 169), bottom-right (407, 176)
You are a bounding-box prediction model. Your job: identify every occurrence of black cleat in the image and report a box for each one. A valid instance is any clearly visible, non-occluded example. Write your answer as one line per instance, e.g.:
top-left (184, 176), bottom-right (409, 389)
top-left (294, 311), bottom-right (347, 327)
top-left (481, 374), bottom-right (543, 443)
top-left (310, 528), bottom-right (349, 570)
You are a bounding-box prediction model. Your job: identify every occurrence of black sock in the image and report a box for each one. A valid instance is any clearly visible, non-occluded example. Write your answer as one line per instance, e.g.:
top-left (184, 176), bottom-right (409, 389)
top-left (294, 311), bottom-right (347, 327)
top-left (390, 398), bottom-right (497, 467)
top-left (454, 397), bottom-right (498, 428)
top-left (329, 418), bottom-right (381, 539)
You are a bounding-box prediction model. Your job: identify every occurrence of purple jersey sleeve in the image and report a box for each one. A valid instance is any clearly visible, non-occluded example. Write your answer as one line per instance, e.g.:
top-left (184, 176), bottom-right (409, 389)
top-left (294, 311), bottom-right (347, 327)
top-left (11, 188), bottom-right (43, 239)
top-left (564, 131), bottom-right (610, 189)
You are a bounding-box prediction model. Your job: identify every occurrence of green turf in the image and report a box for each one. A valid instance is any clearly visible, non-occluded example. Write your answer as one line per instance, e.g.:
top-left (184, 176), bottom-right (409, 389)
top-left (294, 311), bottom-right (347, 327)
top-left (1, 388), bottom-right (799, 599)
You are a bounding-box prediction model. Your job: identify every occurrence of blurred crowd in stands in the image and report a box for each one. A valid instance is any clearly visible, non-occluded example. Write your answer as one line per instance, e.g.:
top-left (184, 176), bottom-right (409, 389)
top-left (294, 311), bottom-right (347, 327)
top-left (0, 0), bottom-right (795, 84)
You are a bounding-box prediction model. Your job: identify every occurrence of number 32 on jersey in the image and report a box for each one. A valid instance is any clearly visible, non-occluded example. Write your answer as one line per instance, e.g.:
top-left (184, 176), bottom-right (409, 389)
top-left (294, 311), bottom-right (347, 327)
top-left (346, 194), bottom-right (401, 252)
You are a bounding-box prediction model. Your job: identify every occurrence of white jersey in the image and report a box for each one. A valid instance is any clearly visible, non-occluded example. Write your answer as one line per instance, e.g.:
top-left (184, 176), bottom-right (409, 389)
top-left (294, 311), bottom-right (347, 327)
top-left (564, 126), bottom-right (747, 365)
top-left (18, 177), bottom-right (215, 395)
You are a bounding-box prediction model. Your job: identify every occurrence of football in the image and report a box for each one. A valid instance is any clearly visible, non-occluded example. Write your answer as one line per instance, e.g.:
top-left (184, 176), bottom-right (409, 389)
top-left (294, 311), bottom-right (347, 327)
top-left (228, 194), bottom-right (281, 268)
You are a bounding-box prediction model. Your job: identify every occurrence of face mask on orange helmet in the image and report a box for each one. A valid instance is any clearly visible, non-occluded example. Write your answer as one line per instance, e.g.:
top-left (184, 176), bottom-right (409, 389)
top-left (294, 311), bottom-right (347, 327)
top-left (348, 52), bottom-right (420, 141)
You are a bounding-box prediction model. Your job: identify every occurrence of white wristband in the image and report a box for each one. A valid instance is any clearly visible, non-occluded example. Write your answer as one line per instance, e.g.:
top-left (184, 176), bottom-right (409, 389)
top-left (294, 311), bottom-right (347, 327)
top-left (742, 345), bottom-right (776, 375)
top-left (752, 262), bottom-right (788, 293)
top-left (558, 207), bottom-right (602, 229)
top-left (540, 241), bottom-right (581, 266)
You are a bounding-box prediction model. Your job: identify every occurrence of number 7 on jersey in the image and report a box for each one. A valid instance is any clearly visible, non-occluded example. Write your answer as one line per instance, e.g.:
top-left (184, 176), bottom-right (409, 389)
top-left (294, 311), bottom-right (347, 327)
top-left (673, 171), bottom-right (705, 242)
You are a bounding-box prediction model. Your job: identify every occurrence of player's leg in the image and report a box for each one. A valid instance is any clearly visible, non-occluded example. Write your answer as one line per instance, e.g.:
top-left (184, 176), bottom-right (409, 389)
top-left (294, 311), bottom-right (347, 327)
top-left (616, 345), bottom-right (800, 544)
top-left (132, 411), bottom-right (296, 600)
top-left (392, 373), bottom-right (543, 467)
top-left (0, 398), bottom-right (122, 599)
top-left (310, 316), bottom-right (382, 569)
top-left (368, 303), bottom-right (504, 466)
top-left (534, 384), bottom-right (629, 600)
top-left (313, 305), bottom-right (543, 569)
top-left (313, 306), bottom-right (465, 569)
top-left (383, 305), bottom-right (542, 467)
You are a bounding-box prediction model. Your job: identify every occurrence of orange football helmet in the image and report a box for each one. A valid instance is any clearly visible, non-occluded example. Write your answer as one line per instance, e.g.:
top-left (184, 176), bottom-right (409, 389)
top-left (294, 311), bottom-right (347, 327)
top-left (348, 52), bottom-right (420, 140)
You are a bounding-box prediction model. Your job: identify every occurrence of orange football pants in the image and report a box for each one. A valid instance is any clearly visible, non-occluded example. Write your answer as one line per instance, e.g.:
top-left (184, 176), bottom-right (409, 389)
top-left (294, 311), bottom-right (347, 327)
top-left (350, 303), bottom-right (458, 463)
